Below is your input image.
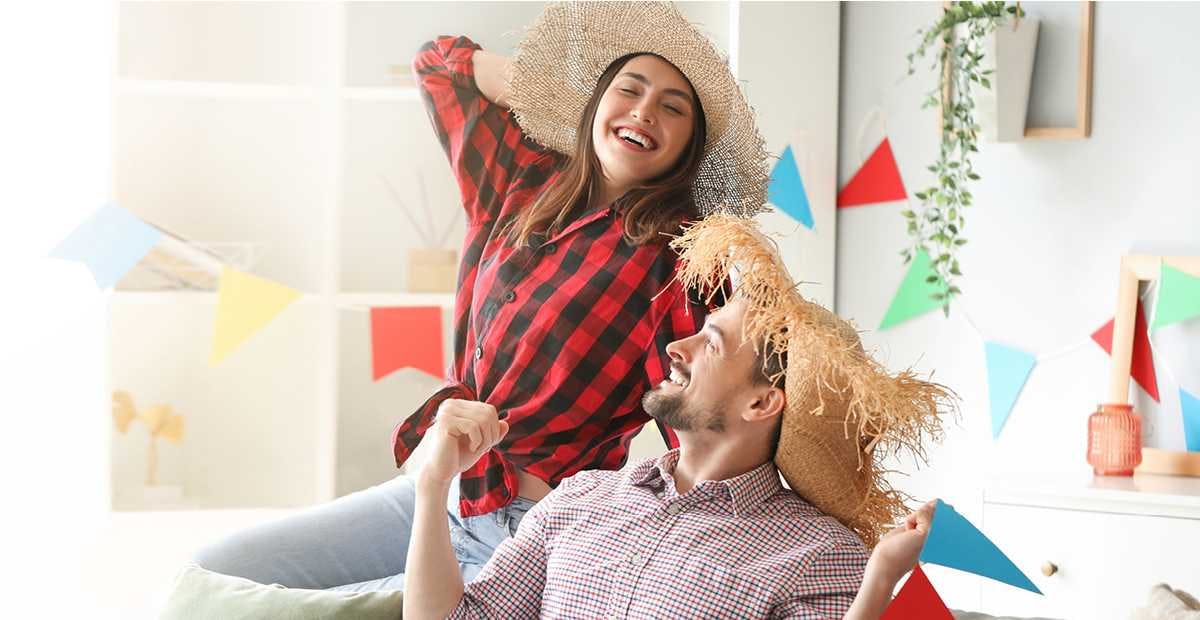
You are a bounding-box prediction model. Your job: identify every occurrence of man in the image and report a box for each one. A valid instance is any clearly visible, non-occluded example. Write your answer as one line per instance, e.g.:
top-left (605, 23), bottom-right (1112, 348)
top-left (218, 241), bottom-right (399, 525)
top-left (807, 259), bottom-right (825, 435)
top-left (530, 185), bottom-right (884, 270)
top-left (404, 216), bottom-right (951, 619)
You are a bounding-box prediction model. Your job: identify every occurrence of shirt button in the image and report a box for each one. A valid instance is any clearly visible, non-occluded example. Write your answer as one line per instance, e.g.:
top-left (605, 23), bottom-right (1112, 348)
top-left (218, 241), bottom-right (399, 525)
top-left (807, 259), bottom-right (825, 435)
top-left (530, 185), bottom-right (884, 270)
top-left (504, 290), bottom-right (516, 303)
top-left (474, 346), bottom-right (483, 360)
top-left (629, 552), bottom-right (642, 566)
top-left (543, 243), bottom-right (556, 254)
top-left (666, 503), bottom-right (683, 515)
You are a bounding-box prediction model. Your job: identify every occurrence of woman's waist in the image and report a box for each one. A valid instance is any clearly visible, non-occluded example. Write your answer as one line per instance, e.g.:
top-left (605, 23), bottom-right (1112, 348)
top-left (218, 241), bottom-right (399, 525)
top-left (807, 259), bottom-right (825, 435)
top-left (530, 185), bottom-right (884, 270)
top-left (515, 469), bottom-right (552, 502)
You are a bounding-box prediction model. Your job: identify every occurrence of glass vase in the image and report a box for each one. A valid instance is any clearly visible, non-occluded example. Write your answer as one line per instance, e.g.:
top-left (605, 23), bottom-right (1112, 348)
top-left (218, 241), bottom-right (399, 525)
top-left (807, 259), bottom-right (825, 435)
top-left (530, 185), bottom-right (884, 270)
top-left (1087, 403), bottom-right (1142, 476)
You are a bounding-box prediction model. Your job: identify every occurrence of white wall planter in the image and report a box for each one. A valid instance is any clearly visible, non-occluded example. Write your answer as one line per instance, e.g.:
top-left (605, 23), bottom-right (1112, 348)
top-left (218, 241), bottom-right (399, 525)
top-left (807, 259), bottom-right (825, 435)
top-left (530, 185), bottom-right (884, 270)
top-left (977, 17), bottom-right (1040, 142)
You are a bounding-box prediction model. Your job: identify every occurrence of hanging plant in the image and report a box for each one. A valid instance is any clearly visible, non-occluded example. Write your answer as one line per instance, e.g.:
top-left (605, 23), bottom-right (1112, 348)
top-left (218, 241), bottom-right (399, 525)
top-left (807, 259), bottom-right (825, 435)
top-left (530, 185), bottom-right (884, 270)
top-left (905, 1), bottom-right (1024, 313)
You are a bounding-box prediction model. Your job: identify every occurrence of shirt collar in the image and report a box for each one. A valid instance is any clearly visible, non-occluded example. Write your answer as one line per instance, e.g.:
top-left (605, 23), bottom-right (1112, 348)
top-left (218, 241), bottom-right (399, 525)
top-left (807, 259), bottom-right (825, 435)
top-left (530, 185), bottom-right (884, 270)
top-left (631, 449), bottom-right (783, 517)
top-left (542, 204), bottom-right (614, 246)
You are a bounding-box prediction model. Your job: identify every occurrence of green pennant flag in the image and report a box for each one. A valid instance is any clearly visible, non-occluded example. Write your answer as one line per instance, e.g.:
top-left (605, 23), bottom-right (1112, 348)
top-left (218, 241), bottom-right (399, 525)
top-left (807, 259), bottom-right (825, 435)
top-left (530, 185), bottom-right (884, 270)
top-left (880, 249), bottom-right (947, 329)
top-left (1151, 263), bottom-right (1200, 330)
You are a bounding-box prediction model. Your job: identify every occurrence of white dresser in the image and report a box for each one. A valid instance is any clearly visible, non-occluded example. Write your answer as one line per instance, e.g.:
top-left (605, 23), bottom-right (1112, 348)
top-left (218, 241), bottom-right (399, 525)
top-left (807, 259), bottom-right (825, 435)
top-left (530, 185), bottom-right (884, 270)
top-left (978, 474), bottom-right (1200, 620)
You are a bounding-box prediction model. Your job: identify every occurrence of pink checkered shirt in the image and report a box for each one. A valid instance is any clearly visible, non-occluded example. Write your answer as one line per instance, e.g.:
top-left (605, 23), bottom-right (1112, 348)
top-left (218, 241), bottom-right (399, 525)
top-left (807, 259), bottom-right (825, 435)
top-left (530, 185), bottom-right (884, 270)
top-left (450, 449), bottom-right (869, 619)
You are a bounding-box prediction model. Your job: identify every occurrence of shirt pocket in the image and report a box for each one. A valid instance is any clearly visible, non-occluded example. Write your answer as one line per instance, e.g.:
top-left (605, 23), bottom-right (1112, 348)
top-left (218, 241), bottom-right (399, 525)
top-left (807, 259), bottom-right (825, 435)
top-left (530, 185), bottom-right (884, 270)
top-left (643, 558), bottom-right (776, 618)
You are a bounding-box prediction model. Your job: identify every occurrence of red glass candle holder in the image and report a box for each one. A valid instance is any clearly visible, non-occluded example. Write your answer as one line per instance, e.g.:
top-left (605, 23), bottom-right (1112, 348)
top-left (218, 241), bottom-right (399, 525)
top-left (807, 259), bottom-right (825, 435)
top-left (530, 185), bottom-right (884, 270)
top-left (1087, 403), bottom-right (1142, 476)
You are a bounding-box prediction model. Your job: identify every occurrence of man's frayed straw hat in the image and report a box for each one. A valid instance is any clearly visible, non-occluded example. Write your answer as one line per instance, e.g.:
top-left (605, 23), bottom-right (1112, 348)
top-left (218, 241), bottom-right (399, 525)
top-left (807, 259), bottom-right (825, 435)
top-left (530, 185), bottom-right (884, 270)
top-left (669, 215), bottom-right (957, 548)
top-left (508, 1), bottom-right (769, 218)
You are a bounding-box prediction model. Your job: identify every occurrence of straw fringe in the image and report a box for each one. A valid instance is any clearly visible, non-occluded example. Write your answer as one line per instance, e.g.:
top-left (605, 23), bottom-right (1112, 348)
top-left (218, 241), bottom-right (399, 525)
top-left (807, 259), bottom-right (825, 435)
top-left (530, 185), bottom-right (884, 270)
top-left (669, 215), bottom-right (957, 547)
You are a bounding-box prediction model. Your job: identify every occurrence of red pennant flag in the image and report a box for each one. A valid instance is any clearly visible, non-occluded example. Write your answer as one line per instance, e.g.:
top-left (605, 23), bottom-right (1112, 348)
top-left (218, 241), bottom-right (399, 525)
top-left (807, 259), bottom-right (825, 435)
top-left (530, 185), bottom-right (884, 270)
top-left (370, 306), bottom-right (445, 380)
top-left (882, 566), bottom-right (954, 620)
top-left (1091, 299), bottom-right (1160, 402)
top-left (838, 137), bottom-right (908, 208)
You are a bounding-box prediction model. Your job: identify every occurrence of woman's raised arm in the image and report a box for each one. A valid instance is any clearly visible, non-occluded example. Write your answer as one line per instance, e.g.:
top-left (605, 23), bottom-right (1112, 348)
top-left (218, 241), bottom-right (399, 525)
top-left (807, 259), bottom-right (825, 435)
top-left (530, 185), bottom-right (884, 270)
top-left (471, 50), bottom-right (511, 107)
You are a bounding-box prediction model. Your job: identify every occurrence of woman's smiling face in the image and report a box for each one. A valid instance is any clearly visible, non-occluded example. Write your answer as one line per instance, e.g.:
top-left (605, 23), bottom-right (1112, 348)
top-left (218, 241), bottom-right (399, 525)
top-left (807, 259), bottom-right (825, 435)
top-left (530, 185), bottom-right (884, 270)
top-left (590, 54), bottom-right (697, 195)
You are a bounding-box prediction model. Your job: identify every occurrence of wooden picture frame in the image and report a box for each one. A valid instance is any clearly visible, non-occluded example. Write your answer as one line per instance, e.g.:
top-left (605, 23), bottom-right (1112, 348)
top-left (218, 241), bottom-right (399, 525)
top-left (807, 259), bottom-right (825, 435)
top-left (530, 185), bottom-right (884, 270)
top-left (1107, 255), bottom-right (1200, 476)
top-left (1023, 0), bottom-right (1094, 140)
top-left (937, 1), bottom-right (1095, 140)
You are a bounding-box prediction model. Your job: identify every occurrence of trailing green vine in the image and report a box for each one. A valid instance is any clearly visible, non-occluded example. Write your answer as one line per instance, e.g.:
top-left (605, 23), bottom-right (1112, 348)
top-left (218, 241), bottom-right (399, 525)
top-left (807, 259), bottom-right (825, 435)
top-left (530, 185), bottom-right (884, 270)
top-left (905, 1), bottom-right (1023, 314)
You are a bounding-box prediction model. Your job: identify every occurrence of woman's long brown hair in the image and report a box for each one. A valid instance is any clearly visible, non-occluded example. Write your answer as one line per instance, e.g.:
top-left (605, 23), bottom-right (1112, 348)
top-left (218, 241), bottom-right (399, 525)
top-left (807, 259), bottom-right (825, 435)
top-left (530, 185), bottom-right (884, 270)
top-left (506, 53), bottom-right (708, 247)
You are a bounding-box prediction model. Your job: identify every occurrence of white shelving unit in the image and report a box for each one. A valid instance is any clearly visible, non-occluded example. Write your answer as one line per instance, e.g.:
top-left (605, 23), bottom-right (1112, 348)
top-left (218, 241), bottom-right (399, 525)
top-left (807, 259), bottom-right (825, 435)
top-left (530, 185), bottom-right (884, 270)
top-left (109, 1), bottom-right (534, 511)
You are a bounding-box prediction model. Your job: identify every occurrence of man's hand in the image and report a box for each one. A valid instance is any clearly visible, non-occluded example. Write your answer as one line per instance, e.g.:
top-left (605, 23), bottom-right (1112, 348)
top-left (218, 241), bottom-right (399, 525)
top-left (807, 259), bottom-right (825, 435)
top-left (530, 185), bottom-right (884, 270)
top-left (406, 398), bottom-right (506, 620)
top-left (868, 499), bottom-right (937, 586)
top-left (845, 500), bottom-right (938, 620)
top-left (421, 399), bottom-right (510, 485)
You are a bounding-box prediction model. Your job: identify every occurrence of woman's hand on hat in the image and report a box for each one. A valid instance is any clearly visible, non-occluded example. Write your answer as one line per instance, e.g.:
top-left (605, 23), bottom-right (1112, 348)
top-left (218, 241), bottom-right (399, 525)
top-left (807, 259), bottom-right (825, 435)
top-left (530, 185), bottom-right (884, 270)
top-left (422, 398), bottom-right (510, 485)
top-left (472, 50), bottom-right (511, 107)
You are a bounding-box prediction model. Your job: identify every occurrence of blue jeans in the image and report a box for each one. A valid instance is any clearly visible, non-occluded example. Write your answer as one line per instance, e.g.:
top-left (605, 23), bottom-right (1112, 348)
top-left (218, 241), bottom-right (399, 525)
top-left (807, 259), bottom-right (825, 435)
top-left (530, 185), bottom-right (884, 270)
top-left (192, 475), bottom-right (534, 592)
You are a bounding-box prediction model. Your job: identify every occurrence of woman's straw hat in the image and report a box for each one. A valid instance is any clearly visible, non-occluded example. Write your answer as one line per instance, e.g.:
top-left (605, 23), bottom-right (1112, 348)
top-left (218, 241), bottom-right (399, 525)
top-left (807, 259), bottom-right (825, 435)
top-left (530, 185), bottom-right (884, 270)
top-left (508, 1), bottom-right (769, 218)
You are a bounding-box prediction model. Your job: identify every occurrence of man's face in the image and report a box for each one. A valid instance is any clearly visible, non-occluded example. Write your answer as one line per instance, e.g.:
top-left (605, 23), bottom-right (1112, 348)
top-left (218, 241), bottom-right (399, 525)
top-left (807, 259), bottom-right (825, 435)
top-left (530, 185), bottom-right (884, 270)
top-left (643, 298), bottom-right (761, 433)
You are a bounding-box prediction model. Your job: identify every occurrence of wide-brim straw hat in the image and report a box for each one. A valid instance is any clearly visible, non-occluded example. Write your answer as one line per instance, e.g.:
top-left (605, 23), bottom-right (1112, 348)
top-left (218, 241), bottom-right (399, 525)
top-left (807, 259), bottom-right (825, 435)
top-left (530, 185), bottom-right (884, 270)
top-left (508, 1), bottom-right (769, 218)
top-left (668, 215), bottom-right (957, 548)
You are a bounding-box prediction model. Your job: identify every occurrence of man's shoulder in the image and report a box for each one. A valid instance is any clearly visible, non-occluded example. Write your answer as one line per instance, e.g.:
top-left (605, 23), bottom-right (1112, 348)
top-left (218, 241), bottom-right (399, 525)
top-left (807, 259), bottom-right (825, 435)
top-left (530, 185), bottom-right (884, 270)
top-left (755, 490), bottom-right (871, 557)
top-left (549, 460), bottom-right (645, 501)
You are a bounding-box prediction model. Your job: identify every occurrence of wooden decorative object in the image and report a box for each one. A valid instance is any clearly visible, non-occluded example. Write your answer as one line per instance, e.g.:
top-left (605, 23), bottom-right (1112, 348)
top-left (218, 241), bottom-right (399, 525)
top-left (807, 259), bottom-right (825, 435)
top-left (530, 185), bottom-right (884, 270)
top-left (1106, 255), bottom-right (1200, 476)
top-left (406, 248), bottom-right (458, 293)
top-left (112, 390), bottom-right (186, 486)
top-left (380, 171), bottom-right (461, 294)
top-left (1023, 1), bottom-right (1094, 140)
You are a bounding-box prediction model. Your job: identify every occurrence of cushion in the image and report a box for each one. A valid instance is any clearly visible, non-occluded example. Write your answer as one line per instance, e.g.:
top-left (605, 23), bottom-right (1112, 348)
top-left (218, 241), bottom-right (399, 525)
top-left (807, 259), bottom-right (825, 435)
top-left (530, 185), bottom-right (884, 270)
top-left (1131, 583), bottom-right (1200, 620)
top-left (160, 564), bottom-right (403, 620)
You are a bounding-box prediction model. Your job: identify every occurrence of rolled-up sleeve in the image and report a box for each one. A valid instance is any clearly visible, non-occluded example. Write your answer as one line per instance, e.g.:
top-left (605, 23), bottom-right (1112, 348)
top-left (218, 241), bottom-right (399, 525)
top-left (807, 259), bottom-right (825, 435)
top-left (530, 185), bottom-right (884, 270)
top-left (412, 35), bottom-right (549, 227)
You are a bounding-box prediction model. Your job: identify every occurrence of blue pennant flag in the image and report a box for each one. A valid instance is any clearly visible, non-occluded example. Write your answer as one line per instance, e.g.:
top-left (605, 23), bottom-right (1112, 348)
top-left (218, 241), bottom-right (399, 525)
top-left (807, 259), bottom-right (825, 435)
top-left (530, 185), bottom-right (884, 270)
top-left (1181, 388), bottom-right (1200, 452)
top-left (985, 342), bottom-right (1037, 439)
top-left (920, 499), bottom-right (1042, 594)
top-left (49, 204), bottom-right (162, 289)
top-left (768, 145), bottom-right (814, 229)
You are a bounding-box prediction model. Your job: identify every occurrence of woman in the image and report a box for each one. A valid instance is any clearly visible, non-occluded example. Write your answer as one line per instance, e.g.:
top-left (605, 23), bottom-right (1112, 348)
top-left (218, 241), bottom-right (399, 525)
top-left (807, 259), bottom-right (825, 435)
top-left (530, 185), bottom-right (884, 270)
top-left (195, 2), bottom-right (768, 592)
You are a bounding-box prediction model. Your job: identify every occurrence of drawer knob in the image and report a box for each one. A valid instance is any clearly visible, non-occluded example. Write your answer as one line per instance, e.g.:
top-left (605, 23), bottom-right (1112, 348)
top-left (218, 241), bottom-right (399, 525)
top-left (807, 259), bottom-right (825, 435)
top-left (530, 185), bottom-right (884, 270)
top-left (1041, 561), bottom-right (1058, 577)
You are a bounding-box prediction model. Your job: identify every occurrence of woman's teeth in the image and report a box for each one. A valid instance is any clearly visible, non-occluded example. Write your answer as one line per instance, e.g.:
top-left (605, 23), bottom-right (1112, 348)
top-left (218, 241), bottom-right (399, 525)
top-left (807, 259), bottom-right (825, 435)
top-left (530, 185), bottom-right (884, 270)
top-left (616, 127), bottom-right (656, 150)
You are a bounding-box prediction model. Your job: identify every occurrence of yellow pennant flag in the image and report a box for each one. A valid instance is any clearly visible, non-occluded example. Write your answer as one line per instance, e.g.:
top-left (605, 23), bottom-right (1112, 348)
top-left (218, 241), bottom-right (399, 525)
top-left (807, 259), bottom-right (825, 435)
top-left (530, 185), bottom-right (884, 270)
top-left (210, 267), bottom-right (301, 365)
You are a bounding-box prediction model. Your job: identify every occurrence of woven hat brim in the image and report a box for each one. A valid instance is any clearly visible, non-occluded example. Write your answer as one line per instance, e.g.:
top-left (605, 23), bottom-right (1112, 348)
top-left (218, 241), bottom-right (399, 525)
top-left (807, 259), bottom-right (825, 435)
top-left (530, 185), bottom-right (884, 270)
top-left (508, 1), bottom-right (769, 218)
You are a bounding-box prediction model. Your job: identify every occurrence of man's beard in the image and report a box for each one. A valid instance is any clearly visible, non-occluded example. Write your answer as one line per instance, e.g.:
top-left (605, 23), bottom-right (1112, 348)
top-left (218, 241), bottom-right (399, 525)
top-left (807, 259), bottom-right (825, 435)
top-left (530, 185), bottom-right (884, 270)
top-left (642, 388), bottom-right (725, 433)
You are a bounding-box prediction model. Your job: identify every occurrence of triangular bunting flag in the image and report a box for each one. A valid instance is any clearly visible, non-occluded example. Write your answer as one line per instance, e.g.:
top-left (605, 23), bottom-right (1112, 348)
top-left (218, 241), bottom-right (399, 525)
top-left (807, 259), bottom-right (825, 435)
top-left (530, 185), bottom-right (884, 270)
top-left (837, 137), bottom-right (907, 207)
top-left (370, 306), bottom-right (445, 380)
top-left (881, 566), bottom-right (954, 620)
top-left (210, 267), bottom-right (301, 365)
top-left (920, 499), bottom-right (1042, 594)
top-left (1151, 263), bottom-right (1200, 330)
top-left (49, 204), bottom-right (163, 289)
top-left (1181, 388), bottom-right (1200, 453)
top-left (880, 250), bottom-right (946, 329)
top-left (1091, 299), bottom-right (1160, 402)
top-left (985, 342), bottom-right (1037, 439)
top-left (768, 145), bottom-right (814, 229)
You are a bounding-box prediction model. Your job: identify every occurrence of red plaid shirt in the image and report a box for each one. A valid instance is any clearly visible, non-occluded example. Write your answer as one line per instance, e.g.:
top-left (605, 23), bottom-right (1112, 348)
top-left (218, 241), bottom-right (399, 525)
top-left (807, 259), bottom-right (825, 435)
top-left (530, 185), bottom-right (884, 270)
top-left (450, 450), bottom-right (870, 619)
top-left (394, 36), bottom-right (706, 517)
